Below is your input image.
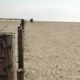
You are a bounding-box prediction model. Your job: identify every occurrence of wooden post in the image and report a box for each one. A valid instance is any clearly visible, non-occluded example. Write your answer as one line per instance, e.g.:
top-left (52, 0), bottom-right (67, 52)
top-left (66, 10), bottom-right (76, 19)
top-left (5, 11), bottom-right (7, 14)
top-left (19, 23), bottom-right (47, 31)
top-left (18, 27), bottom-right (24, 68)
top-left (17, 27), bottom-right (24, 80)
top-left (20, 19), bottom-right (25, 30)
top-left (17, 19), bottom-right (25, 80)
top-left (0, 34), bottom-right (14, 80)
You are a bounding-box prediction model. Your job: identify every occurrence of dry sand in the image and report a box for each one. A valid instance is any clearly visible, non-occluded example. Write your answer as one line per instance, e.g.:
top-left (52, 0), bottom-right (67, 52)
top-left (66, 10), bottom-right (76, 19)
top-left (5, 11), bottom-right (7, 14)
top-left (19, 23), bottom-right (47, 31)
top-left (24, 22), bottom-right (80, 80)
top-left (1, 20), bottom-right (80, 80)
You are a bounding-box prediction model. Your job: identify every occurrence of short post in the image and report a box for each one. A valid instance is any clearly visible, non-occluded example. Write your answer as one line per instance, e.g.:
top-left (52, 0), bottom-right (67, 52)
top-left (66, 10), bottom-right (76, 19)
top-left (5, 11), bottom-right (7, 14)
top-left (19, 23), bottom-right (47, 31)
top-left (30, 18), bottom-right (33, 23)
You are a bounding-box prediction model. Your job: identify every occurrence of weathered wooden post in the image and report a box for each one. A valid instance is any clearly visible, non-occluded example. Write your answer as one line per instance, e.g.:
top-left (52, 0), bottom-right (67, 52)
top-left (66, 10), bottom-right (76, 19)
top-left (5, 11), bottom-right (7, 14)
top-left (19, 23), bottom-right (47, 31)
top-left (0, 34), bottom-right (14, 80)
top-left (17, 19), bottom-right (25, 80)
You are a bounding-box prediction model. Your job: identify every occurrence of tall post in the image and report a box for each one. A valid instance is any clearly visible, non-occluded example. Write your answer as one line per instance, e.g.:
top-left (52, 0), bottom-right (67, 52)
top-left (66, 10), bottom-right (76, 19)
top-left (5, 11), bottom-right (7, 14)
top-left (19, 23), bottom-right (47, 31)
top-left (17, 19), bottom-right (25, 80)
top-left (18, 27), bottom-right (24, 68)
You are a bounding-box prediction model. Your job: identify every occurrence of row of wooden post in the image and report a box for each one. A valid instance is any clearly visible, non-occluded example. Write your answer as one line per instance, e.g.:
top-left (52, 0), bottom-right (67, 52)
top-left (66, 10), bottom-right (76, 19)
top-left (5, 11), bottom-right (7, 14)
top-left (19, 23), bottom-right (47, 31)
top-left (17, 19), bottom-right (24, 80)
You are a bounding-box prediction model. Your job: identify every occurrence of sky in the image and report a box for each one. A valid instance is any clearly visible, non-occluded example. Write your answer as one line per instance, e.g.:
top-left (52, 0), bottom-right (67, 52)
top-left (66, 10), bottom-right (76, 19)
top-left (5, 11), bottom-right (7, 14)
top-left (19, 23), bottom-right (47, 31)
top-left (0, 0), bottom-right (80, 21)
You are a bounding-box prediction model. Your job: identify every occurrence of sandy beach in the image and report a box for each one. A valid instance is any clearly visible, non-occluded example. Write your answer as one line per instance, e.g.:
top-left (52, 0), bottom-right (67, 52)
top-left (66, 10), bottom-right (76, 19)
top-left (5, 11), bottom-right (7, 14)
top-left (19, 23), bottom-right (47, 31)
top-left (24, 21), bottom-right (80, 80)
top-left (1, 20), bottom-right (80, 80)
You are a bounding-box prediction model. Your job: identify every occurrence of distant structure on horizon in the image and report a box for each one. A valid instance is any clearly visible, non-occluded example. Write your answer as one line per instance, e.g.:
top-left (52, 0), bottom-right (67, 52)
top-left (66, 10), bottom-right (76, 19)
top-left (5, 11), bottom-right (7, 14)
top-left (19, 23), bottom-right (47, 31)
top-left (30, 18), bottom-right (33, 23)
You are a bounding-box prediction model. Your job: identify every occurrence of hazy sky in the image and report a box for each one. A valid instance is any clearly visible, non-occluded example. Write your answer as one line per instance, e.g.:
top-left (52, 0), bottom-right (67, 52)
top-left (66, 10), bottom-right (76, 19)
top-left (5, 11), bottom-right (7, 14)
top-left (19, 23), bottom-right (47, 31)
top-left (0, 0), bottom-right (80, 21)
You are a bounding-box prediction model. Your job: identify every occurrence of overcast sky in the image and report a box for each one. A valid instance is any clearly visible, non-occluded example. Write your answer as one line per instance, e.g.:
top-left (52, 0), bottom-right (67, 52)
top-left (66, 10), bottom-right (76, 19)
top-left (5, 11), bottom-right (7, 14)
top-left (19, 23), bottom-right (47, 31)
top-left (0, 0), bottom-right (80, 21)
